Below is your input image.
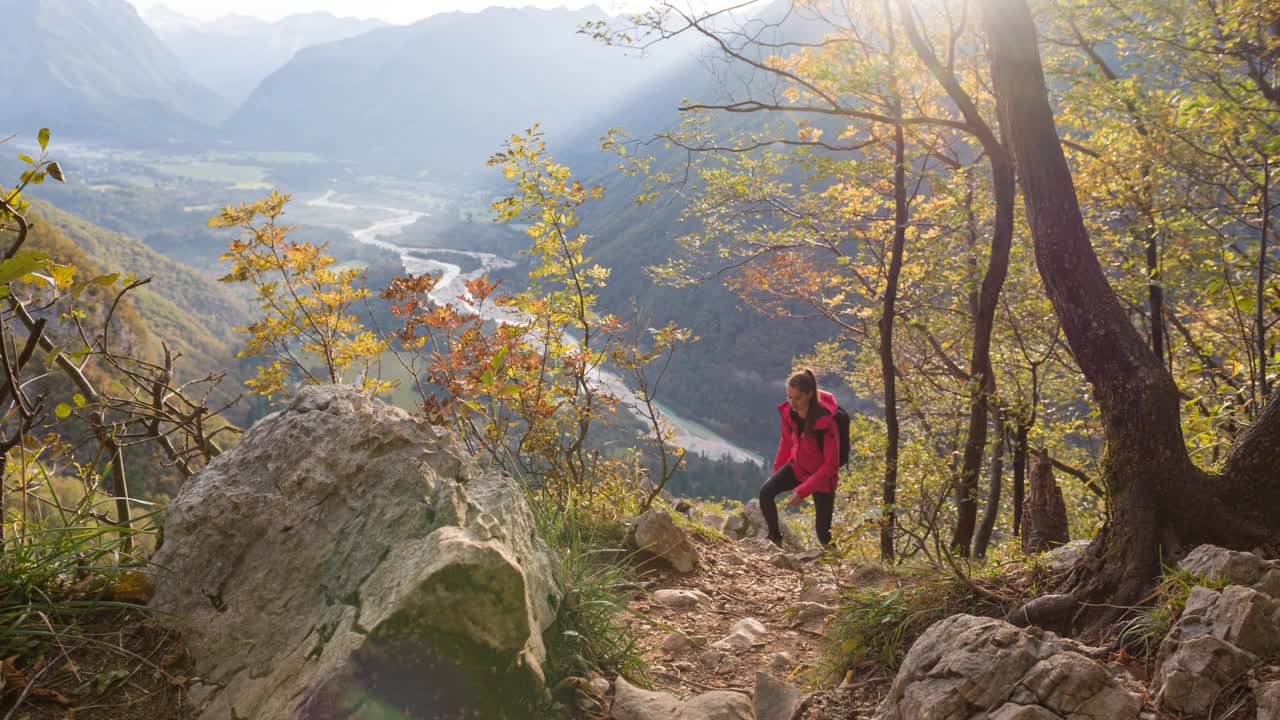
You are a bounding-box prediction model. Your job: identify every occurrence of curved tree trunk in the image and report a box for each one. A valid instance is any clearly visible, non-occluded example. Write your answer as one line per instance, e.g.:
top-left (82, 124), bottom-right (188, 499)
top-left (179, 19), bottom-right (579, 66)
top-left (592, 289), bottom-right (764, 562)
top-left (985, 0), bottom-right (1280, 634)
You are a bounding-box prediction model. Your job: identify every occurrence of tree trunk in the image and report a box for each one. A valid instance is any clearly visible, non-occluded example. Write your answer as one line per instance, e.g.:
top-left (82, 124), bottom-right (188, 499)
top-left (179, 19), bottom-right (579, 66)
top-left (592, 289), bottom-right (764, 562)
top-left (985, 0), bottom-right (1280, 634)
top-left (896, 0), bottom-right (1016, 558)
top-left (1021, 449), bottom-right (1070, 554)
top-left (1012, 421), bottom-right (1028, 536)
top-left (973, 407), bottom-right (1007, 558)
top-left (877, 0), bottom-right (908, 564)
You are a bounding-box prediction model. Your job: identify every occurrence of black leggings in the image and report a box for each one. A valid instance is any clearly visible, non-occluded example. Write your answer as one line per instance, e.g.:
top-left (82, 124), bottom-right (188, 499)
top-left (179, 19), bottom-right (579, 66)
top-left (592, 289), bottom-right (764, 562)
top-left (759, 463), bottom-right (834, 547)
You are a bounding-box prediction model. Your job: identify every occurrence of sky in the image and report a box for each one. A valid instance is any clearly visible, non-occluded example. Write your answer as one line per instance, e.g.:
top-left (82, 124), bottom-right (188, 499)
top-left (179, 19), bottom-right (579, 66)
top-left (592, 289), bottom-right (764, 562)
top-left (127, 0), bottom-right (660, 24)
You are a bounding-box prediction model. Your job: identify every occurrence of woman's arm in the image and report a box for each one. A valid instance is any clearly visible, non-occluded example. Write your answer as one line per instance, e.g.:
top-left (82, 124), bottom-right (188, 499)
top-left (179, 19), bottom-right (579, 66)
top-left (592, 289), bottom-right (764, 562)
top-left (791, 419), bottom-right (839, 499)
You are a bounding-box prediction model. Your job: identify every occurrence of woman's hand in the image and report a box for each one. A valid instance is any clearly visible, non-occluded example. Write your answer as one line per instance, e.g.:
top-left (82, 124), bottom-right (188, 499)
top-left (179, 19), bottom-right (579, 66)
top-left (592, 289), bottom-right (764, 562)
top-left (786, 494), bottom-right (803, 507)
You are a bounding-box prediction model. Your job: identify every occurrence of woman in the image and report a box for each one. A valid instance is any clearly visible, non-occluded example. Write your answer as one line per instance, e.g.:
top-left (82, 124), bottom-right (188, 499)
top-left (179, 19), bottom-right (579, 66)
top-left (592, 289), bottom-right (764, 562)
top-left (759, 369), bottom-right (839, 548)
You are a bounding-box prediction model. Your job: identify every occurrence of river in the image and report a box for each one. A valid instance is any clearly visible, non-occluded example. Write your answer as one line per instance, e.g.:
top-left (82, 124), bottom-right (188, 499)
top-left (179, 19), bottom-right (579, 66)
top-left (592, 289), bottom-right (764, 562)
top-left (305, 191), bottom-right (765, 466)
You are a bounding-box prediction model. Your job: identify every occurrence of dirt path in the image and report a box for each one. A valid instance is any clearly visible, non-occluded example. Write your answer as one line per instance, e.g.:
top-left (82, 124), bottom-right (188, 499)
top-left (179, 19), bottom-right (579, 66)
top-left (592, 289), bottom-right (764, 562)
top-left (621, 533), bottom-right (893, 719)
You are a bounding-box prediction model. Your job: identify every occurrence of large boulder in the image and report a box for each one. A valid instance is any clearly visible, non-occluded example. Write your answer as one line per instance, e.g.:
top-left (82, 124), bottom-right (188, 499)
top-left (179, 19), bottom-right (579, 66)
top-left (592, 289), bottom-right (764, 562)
top-left (873, 615), bottom-right (1141, 720)
top-left (151, 386), bottom-right (561, 720)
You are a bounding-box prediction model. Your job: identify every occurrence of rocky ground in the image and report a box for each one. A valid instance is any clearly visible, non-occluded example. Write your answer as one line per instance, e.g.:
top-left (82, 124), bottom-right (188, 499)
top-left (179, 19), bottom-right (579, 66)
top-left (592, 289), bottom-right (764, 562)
top-left (618, 529), bottom-right (895, 719)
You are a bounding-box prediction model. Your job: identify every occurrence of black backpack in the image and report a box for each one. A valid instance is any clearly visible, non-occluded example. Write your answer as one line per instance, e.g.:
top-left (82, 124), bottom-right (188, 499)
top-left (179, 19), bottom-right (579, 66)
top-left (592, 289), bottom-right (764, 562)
top-left (833, 405), bottom-right (851, 467)
top-left (812, 405), bottom-right (853, 467)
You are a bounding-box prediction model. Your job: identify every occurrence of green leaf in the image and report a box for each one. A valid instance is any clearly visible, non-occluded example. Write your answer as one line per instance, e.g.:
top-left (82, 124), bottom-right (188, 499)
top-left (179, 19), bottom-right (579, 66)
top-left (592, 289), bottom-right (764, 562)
top-left (38, 128), bottom-right (50, 151)
top-left (54, 403), bottom-right (71, 419)
top-left (491, 346), bottom-right (509, 370)
top-left (72, 393), bottom-right (86, 408)
top-left (16, 154), bottom-right (34, 166)
top-left (0, 251), bottom-right (50, 285)
top-left (495, 384), bottom-right (522, 398)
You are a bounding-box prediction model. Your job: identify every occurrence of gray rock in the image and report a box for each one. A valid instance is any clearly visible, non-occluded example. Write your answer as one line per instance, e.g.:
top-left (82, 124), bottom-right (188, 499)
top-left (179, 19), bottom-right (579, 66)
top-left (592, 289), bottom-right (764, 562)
top-left (1179, 544), bottom-right (1273, 586)
top-left (873, 614), bottom-right (1138, 720)
top-left (723, 552), bottom-right (747, 566)
top-left (1040, 539), bottom-right (1091, 573)
top-left (675, 499), bottom-right (693, 514)
top-left (652, 589), bottom-right (711, 609)
top-left (699, 649), bottom-right (728, 672)
top-left (702, 513), bottom-right (726, 532)
top-left (630, 509), bottom-right (699, 573)
top-left (989, 705), bottom-right (1063, 720)
top-left (799, 580), bottom-right (839, 605)
top-left (151, 385), bottom-right (560, 720)
top-left (755, 672), bottom-right (805, 720)
top-left (713, 618), bottom-right (768, 653)
top-left (612, 677), bottom-right (752, 720)
top-left (1165, 584), bottom-right (1280, 659)
top-left (1156, 635), bottom-right (1259, 716)
top-left (789, 602), bottom-right (835, 629)
top-left (723, 513), bottom-right (747, 539)
top-left (1255, 680), bottom-right (1280, 720)
top-left (1008, 652), bottom-right (1142, 719)
top-left (767, 652), bottom-right (794, 673)
top-left (770, 552), bottom-right (802, 571)
top-left (660, 632), bottom-right (702, 656)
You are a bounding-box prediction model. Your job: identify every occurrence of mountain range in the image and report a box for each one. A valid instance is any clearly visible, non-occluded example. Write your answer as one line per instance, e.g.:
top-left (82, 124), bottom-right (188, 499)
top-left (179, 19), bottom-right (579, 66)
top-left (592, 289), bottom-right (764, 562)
top-left (143, 6), bottom-right (388, 111)
top-left (223, 5), bottom-right (694, 177)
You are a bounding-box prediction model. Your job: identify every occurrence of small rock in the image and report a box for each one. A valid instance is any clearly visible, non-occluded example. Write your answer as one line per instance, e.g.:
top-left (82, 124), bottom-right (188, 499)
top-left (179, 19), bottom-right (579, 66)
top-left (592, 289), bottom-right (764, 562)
top-left (675, 499), bottom-right (693, 514)
top-left (699, 649), bottom-right (728, 672)
top-left (789, 602), bottom-right (835, 629)
top-left (755, 672), bottom-right (805, 720)
top-left (612, 677), bottom-right (752, 720)
top-left (767, 652), bottom-right (794, 673)
top-left (723, 552), bottom-right (746, 566)
top-left (792, 548), bottom-right (824, 563)
top-left (1255, 680), bottom-right (1280, 720)
top-left (652, 589), bottom-right (711, 609)
top-left (769, 553), bottom-right (801, 571)
top-left (713, 618), bottom-right (768, 654)
top-left (673, 661), bottom-right (696, 673)
top-left (660, 632), bottom-right (701, 655)
top-left (630, 509), bottom-right (699, 573)
top-left (799, 580), bottom-right (838, 605)
top-left (724, 514), bottom-right (747, 538)
top-left (717, 654), bottom-right (742, 676)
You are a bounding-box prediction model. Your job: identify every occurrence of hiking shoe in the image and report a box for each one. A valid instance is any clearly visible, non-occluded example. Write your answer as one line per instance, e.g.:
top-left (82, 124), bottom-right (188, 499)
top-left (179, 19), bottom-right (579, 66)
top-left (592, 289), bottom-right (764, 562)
top-left (767, 535), bottom-right (783, 548)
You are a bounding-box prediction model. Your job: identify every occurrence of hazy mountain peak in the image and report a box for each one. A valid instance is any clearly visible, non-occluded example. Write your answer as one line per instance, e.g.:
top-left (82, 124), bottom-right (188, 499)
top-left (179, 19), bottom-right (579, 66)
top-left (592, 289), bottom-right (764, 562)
top-left (144, 4), bottom-right (199, 32)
